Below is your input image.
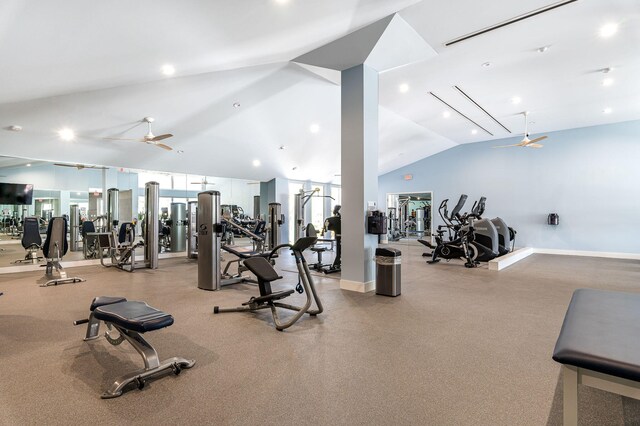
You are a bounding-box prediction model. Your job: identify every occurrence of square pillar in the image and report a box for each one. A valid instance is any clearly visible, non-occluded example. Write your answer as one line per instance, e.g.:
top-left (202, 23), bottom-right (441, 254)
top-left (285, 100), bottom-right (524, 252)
top-left (340, 64), bottom-right (379, 292)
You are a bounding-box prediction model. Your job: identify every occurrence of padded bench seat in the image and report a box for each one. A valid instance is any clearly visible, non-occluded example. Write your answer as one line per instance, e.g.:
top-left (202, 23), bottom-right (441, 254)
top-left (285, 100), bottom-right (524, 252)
top-left (222, 245), bottom-right (275, 260)
top-left (90, 296), bottom-right (127, 311)
top-left (553, 288), bottom-right (640, 381)
top-left (93, 301), bottom-right (174, 333)
top-left (553, 288), bottom-right (640, 425)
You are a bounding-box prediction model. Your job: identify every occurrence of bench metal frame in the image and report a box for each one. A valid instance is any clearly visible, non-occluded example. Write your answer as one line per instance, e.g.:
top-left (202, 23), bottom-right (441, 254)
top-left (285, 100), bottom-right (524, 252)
top-left (40, 241), bottom-right (85, 287)
top-left (562, 364), bottom-right (640, 425)
top-left (79, 311), bottom-right (195, 399)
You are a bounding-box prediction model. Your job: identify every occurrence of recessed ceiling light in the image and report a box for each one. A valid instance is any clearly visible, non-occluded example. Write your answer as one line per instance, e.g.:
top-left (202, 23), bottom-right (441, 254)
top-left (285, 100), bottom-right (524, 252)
top-left (177, 150), bottom-right (184, 154)
top-left (481, 62), bottom-right (492, 68)
top-left (309, 123), bottom-right (320, 133)
top-left (279, 145), bottom-right (285, 150)
top-left (161, 64), bottom-right (175, 76)
top-left (252, 159), bottom-right (261, 167)
top-left (471, 129), bottom-right (478, 135)
top-left (292, 166), bottom-right (298, 171)
top-left (602, 77), bottom-right (614, 86)
top-left (603, 107), bottom-right (612, 114)
top-left (26, 163), bottom-right (31, 167)
top-left (58, 128), bottom-right (75, 141)
top-left (599, 23), bottom-right (618, 38)
top-left (274, 0), bottom-right (289, 4)
top-left (537, 45), bottom-right (550, 53)
top-left (399, 83), bottom-right (409, 93)
top-left (7, 125), bottom-right (22, 132)
top-left (232, 102), bottom-right (241, 108)
top-left (442, 111), bottom-right (451, 118)
top-left (511, 96), bottom-right (522, 105)
top-left (601, 67), bottom-right (613, 74)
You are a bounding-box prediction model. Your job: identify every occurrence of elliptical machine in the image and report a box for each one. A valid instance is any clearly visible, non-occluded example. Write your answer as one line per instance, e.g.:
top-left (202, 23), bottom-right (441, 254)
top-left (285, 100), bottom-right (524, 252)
top-left (419, 195), bottom-right (499, 267)
top-left (466, 196), bottom-right (517, 256)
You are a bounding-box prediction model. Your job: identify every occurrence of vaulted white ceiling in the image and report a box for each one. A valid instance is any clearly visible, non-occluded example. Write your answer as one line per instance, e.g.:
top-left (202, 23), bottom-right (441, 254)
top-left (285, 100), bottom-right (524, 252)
top-left (0, 0), bottom-right (638, 182)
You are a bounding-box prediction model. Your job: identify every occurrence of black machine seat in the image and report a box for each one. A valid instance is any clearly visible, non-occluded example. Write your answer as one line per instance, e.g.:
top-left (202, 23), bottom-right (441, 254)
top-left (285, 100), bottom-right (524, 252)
top-left (22, 217), bottom-right (42, 249)
top-left (93, 301), bottom-right (174, 333)
top-left (243, 289), bottom-right (295, 305)
top-left (222, 245), bottom-right (273, 260)
top-left (243, 256), bottom-right (282, 282)
top-left (90, 296), bottom-right (127, 311)
top-left (553, 288), bottom-right (640, 382)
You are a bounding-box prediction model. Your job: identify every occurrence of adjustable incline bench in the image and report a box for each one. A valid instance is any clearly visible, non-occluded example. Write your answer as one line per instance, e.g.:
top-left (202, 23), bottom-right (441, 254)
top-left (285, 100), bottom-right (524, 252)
top-left (75, 297), bottom-right (195, 398)
top-left (553, 289), bottom-right (640, 425)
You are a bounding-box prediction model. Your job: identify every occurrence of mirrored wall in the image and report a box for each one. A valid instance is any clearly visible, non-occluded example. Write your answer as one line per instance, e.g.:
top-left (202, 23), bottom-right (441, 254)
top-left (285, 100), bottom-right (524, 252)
top-left (0, 155), bottom-right (260, 267)
top-left (386, 192), bottom-right (432, 242)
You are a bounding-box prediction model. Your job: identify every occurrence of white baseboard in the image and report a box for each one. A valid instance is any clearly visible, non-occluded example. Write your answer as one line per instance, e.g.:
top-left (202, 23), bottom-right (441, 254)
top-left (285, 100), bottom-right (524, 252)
top-left (533, 248), bottom-right (640, 260)
top-left (489, 247), bottom-right (534, 271)
top-left (0, 251), bottom-right (188, 274)
top-left (340, 279), bottom-right (375, 293)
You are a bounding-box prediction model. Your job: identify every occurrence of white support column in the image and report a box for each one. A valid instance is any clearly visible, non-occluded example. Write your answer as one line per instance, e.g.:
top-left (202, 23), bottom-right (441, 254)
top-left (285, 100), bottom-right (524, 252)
top-left (340, 64), bottom-right (379, 293)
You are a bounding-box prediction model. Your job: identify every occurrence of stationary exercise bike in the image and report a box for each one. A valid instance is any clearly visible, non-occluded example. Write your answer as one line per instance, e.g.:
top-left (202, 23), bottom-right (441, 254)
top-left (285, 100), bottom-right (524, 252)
top-left (420, 196), bottom-right (487, 268)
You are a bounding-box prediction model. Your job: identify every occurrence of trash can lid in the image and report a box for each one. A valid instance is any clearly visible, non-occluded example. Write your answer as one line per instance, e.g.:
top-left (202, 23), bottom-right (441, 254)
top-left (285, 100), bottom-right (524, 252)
top-left (375, 247), bottom-right (401, 257)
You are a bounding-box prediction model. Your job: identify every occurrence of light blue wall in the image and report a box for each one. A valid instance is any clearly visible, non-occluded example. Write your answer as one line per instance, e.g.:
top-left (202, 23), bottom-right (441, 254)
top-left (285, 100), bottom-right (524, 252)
top-left (378, 120), bottom-right (640, 254)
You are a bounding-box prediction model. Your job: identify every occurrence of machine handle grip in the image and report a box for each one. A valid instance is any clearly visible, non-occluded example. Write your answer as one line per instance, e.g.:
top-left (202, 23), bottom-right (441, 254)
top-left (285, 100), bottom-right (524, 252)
top-left (269, 243), bottom-right (293, 259)
top-left (74, 318), bottom-right (89, 326)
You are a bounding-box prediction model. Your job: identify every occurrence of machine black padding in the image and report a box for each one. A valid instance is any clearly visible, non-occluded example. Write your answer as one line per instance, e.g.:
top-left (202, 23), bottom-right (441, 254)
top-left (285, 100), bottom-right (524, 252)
top-left (93, 301), bottom-right (174, 333)
top-left (222, 245), bottom-right (272, 259)
top-left (553, 288), bottom-right (640, 382)
top-left (81, 221), bottom-right (96, 237)
top-left (291, 236), bottom-right (318, 253)
top-left (118, 222), bottom-right (135, 244)
top-left (243, 257), bottom-right (282, 282)
top-left (243, 290), bottom-right (295, 305)
top-left (310, 247), bottom-right (327, 253)
top-left (90, 296), bottom-right (128, 311)
top-left (42, 217), bottom-right (68, 258)
top-left (22, 217), bottom-right (42, 249)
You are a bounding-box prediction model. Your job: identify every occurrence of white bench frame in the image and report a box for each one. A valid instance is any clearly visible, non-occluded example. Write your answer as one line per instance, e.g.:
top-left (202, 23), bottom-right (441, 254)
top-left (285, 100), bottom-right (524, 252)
top-left (562, 364), bottom-right (640, 425)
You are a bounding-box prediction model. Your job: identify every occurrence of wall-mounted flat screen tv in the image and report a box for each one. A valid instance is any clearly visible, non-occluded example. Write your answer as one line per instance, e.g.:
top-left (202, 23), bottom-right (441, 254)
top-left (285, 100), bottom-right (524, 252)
top-left (0, 183), bottom-right (34, 205)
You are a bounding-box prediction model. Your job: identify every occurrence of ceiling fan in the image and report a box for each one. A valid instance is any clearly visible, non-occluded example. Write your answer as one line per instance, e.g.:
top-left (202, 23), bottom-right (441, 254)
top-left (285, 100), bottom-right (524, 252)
top-left (493, 112), bottom-right (548, 149)
top-left (104, 117), bottom-right (173, 151)
top-left (54, 163), bottom-right (108, 170)
top-left (191, 177), bottom-right (215, 188)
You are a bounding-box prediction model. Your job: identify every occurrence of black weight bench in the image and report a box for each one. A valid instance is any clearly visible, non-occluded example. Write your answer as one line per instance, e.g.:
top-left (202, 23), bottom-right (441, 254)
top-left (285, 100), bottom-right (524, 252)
top-left (553, 289), bottom-right (640, 425)
top-left (75, 297), bottom-right (195, 398)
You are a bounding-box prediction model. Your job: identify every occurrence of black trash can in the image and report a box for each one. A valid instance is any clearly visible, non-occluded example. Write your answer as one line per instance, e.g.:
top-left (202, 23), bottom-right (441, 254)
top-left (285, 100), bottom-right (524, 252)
top-left (375, 247), bottom-right (401, 297)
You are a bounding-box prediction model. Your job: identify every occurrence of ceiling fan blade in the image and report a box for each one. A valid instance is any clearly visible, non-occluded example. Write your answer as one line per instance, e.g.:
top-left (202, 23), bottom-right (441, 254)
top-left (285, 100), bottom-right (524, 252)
top-left (492, 144), bottom-right (523, 148)
top-left (525, 136), bottom-right (548, 145)
top-left (151, 134), bottom-right (173, 142)
top-left (527, 143), bottom-right (544, 148)
top-left (103, 137), bottom-right (142, 141)
top-left (155, 143), bottom-right (173, 151)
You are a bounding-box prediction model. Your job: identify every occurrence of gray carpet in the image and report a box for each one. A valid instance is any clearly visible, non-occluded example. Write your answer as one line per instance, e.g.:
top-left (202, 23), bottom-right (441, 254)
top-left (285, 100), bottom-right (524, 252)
top-left (1, 244), bottom-right (639, 425)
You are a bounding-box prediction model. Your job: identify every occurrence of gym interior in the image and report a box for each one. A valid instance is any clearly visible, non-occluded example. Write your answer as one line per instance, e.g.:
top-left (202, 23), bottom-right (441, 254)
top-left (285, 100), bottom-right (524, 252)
top-left (1, 1), bottom-right (639, 425)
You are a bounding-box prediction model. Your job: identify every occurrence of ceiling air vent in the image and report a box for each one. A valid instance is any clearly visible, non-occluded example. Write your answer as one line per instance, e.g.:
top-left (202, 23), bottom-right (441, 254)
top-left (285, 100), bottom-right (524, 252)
top-left (444, 0), bottom-right (578, 46)
top-left (428, 92), bottom-right (493, 136)
top-left (454, 86), bottom-right (512, 134)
